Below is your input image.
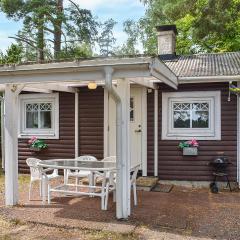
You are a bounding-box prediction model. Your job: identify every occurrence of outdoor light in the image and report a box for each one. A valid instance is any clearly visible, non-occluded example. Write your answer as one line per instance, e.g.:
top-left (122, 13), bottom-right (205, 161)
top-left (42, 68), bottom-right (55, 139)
top-left (88, 81), bottom-right (97, 90)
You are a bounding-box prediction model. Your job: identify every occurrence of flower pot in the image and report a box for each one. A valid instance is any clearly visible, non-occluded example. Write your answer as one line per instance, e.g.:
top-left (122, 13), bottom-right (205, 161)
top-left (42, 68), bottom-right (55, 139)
top-left (183, 147), bottom-right (198, 156)
top-left (29, 146), bottom-right (41, 152)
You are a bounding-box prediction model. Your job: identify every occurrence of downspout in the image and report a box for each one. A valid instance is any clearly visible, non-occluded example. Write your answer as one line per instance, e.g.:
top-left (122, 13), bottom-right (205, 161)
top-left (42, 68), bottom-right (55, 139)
top-left (104, 66), bottom-right (125, 219)
top-left (0, 94), bottom-right (4, 170)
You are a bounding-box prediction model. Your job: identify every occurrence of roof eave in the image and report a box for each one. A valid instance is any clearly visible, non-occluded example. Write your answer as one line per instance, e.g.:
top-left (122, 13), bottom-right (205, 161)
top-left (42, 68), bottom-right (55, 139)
top-left (179, 75), bottom-right (240, 84)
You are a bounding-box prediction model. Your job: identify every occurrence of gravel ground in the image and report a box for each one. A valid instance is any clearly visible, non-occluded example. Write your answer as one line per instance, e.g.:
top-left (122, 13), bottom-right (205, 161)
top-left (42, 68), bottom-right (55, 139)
top-left (0, 174), bottom-right (239, 240)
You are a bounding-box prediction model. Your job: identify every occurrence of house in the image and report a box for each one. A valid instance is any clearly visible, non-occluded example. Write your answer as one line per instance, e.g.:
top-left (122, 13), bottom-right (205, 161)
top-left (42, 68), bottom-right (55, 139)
top-left (0, 25), bottom-right (239, 219)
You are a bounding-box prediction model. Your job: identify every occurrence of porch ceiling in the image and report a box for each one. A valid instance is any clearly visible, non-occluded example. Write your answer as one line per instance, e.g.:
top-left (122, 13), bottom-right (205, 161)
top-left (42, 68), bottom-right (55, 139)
top-left (0, 56), bottom-right (178, 91)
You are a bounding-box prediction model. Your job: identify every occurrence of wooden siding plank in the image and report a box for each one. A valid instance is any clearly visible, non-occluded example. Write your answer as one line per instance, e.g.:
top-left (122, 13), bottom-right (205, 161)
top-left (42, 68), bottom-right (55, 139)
top-left (147, 82), bottom-right (238, 181)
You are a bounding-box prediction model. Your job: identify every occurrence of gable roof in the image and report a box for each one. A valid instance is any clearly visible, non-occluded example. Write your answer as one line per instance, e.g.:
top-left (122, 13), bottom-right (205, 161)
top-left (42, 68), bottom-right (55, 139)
top-left (164, 52), bottom-right (240, 78)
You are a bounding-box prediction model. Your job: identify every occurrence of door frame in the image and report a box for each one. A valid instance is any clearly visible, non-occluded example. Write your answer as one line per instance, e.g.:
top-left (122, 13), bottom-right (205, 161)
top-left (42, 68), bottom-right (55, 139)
top-left (104, 86), bottom-right (148, 176)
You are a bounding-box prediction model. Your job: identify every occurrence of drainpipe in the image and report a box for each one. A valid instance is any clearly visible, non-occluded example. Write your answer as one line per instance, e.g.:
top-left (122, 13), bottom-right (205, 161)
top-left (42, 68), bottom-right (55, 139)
top-left (104, 66), bottom-right (128, 219)
top-left (0, 94), bottom-right (4, 170)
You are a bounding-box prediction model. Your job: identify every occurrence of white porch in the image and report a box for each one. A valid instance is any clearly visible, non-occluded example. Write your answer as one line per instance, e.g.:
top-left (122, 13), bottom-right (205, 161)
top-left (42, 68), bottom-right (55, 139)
top-left (0, 57), bottom-right (177, 219)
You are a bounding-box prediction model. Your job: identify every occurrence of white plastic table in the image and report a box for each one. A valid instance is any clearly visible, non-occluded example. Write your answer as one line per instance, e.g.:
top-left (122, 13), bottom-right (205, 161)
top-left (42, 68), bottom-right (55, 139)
top-left (38, 159), bottom-right (117, 210)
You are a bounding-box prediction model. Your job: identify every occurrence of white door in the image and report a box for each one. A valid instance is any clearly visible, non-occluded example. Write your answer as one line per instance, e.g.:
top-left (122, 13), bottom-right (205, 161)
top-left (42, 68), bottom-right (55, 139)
top-left (108, 87), bottom-right (143, 169)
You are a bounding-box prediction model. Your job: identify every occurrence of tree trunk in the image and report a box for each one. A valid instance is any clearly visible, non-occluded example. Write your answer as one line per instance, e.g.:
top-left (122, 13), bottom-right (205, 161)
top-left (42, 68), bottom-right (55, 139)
top-left (54, 0), bottom-right (63, 59)
top-left (37, 17), bottom-right (45, 62)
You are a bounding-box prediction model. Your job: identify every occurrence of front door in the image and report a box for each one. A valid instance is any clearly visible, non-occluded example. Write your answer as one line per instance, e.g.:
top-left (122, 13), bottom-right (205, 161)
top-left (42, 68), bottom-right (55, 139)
top-left (108, 87), bottom-right (144, 169)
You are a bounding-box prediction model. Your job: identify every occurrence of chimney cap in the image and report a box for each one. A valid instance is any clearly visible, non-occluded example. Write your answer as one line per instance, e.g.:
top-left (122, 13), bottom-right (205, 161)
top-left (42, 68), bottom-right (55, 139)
top-left (156, 25), bottom-right (178, 35)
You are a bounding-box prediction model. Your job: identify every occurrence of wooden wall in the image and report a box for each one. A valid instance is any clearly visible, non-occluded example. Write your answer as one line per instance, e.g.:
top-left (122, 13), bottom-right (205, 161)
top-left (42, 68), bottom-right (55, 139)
top-left (18, 92), bottom-right (75, 173)
top-left (147, 82), bottom-right (238, 181)
top-left (78, 87), bottom-right (104, 160)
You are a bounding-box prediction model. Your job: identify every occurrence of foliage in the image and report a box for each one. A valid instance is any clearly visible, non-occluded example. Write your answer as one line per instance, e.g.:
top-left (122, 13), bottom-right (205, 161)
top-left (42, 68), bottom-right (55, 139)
top-left (0, 0), bottom-right (99, 61)
top-left (178, 138), bottom-right (199, 149)
top-left (28, 136), bottom-right (47, 150)
top-left (98, 18), bottom-right (117, 56)
top-left (139, 0), bottom-right (240, 54)
top-left (0, 43), bottom-right (23, 64)
top-left (58, 43), bottom-right (93, 59)
top-left (117, 20), bottom-right (140, 55)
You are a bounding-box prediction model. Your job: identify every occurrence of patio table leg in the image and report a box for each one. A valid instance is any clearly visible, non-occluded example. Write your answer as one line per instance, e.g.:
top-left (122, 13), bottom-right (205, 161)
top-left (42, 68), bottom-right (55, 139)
top-left (42, 176), bottom-right (48, 204)
top-left (104, 181), bottom-right (110, 210)
top-left (89, 172), bottom-right (95, 197)
top-left (48, 185), bottom-right (51, 204)
top-left (101, 172), bottom-right (107, 210)
top-left (64, 169), bottom-right (67, 185)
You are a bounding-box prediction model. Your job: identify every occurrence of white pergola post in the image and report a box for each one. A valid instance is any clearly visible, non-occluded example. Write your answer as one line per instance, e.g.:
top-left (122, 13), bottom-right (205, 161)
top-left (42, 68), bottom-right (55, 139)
top-left (154, 89), bottom-right (159, 177)
top-left (4, 84), bottom-right (22, 205)
top-left (115, 78), bottom-right (131, 219)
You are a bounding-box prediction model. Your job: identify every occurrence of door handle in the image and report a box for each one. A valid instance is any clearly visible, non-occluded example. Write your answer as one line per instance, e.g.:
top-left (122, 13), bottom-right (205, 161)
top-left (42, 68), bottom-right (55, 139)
top-left (135, 129), bottom-right (142, 133)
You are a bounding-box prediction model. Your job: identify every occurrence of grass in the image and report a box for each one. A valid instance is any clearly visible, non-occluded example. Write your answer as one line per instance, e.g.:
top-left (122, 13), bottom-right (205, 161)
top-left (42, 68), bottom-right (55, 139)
top-left (0, 215), bottom-right (137, 240)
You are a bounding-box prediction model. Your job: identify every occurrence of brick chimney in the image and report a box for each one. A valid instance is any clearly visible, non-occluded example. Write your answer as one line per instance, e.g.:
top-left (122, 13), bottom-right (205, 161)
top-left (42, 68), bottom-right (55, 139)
top-left (156, 25), bottom-right (178, 59)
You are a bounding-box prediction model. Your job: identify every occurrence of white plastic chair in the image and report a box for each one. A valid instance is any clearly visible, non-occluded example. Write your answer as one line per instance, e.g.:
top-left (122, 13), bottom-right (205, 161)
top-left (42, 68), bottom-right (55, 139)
top-left (26, 158), bottom-right (60, 201)
top-left (65, 155), bottom-right (97, 186)
top-left (100, 156), bottom-right (139, 210)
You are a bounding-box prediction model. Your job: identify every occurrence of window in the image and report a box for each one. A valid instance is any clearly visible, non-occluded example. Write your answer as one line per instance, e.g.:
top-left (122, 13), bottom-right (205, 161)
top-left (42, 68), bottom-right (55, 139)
top-left (130, 97), bottom-right (134, 122)
top-left (19, 93), bottom-right (59, 139)
top-left (162, 91), bottom-right (221, 140)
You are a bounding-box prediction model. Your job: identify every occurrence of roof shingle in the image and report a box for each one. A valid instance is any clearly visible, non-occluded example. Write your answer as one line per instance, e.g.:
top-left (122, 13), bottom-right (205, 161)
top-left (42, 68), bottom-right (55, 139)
top-left (164, 52), bottom-right (240, 77)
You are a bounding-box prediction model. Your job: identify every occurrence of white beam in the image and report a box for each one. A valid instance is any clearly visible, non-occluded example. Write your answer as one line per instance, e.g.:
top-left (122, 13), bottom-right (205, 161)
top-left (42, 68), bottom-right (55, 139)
top-left (154, 90), bottom-right (158, 177)
top-left (141, 88), bottom-right (147, 176)
top-left (150, 58), bottom-right (178, 89)
top-left (26, 83), bottom-right (78, 93)
top-left (23, 87), bottom-right (52, 93)
top-left (0, 67), bottom-right (151, 84)
top-left (130, 77), bottom-right (158, 89)
top-left (4, 84), bottom-right (21, 205)
top-left (105, 67), bottom-right (131, 219)
top-left (115, 78), bottom-right (131, 218)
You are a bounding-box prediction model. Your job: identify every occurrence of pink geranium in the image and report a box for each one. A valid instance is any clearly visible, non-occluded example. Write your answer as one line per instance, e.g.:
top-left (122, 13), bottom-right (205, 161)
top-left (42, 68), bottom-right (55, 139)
top-left (28, 136), bottom-right (38, 145)
top-left (187, 138), bottom-right (199, 147)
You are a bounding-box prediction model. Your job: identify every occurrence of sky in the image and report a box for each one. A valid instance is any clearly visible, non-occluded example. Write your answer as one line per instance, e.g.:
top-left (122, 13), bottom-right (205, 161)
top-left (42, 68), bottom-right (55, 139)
top-left (0, 0), bottom-right (146, 53)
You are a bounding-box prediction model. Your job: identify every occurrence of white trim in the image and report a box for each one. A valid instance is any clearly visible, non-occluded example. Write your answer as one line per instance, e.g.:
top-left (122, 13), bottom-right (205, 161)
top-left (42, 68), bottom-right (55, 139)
top-left (104, 88), bottom-right (109, 158)
top-left (18, 93), bottom-right (59, 139)
top-left (4, 84), bottom-right (20, 205)
top-left (162, 91), bottom-right (221, 140)
top-left (179, 75), bottom-right (240, 84)
top-left (75, 92), bottom-right (79, 158)
top-left (141, 87), bottom-right (147, 176)
top-left (154, 90), bottom-right (158, 177)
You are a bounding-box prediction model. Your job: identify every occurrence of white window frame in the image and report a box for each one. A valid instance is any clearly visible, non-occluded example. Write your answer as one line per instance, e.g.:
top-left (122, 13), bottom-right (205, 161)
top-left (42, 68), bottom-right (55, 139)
top-left (162, 91), bottom-right (221, 140)
top-left (18, 93), bottom-right (59, 139)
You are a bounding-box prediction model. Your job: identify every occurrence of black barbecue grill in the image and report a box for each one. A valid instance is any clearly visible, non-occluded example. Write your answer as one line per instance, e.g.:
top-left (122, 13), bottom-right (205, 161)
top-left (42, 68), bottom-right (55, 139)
top-left (209, 155), bottom-right (232, 193)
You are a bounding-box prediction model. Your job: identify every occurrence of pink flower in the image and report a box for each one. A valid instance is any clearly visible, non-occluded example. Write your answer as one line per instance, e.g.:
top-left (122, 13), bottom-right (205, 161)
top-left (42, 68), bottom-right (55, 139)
top-left (28, 136), bottom-right (38, 145)
top-left (187, 138), bottom-right (199, 147)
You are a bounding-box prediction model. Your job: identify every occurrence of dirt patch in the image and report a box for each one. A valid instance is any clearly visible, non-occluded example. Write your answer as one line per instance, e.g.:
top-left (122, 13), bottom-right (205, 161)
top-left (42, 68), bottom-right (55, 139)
top-left (0, 175), bottom-right (240, 240)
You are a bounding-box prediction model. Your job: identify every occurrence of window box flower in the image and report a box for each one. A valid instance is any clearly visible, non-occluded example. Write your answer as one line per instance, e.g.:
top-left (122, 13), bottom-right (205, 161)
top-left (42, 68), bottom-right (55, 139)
top-left (179, 138), bottom-right (199, 156)
top-left (28, 136), bottom-right (48, 152)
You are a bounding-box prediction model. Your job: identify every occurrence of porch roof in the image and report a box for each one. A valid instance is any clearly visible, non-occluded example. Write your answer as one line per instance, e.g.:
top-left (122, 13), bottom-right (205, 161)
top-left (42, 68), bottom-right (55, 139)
top-left (0, 56), bottom-right (178, 90)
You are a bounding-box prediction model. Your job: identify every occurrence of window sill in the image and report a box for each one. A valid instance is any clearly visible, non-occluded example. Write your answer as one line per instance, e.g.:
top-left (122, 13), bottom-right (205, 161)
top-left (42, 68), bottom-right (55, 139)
top-left (162, 134), bottom-right (221, 141)
top-left (18, 134), bottom-right (59, 140)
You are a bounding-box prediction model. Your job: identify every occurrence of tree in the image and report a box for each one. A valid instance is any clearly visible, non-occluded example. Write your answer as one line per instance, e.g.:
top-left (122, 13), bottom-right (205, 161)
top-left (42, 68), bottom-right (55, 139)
top-left (98, 18), bottom-right (117, 56)
top-left (139, 0), bottom-right (240, 54)
top-left (58, 42), bottom-right (93, 59)
top-left (117, 20), bottom-right (140, 55)
top-left (0, 43), bottom-right (23, 64)
top-left (0, 0), bottom-right (98, 61)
